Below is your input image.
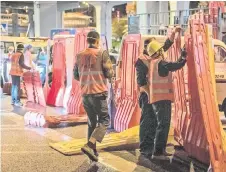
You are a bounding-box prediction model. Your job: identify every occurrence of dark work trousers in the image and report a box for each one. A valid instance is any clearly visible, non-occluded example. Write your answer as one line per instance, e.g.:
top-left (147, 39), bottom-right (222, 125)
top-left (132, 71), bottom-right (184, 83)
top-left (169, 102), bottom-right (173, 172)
top-left (152, 100), bottom-right (172, 152)
top-left (11, 75), bottom-right (21, 104)
top-left (82, 92), bottom-right (110, 143)
top-left (139, 92), bottom-right (157, 154)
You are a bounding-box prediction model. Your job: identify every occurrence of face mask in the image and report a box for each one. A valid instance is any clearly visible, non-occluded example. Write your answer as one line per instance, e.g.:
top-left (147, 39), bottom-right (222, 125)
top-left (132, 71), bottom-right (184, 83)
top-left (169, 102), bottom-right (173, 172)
top-left (9, 51), bottom-right (13, 54)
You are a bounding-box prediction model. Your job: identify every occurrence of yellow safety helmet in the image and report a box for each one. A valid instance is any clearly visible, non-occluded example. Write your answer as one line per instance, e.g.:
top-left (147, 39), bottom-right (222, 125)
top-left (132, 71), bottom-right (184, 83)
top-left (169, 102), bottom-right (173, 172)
top-left (147, 40), bottom-right (163, 57)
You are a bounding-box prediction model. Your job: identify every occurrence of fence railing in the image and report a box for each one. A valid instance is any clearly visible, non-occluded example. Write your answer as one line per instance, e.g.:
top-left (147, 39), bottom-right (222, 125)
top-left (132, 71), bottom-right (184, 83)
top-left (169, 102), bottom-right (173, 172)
top-left (131, 7), bottom-right (219, 36)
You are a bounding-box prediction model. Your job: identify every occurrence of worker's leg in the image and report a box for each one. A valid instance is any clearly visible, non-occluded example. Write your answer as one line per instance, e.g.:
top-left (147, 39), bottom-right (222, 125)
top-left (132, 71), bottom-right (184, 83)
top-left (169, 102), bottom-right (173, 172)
top-left (91, 94), bottom-right (110, 143)
top-left (81, 93), bottom-right (109, 161)
top-left (11, 75), bottom-right (16, 104)
top-left (152, 100), bottom-right (171, 155)
top-left (139, 92), bottom-right (157, 155)
top-left (15, 76), bottom-right (21, 103)
top-left (82, 95), bottom-right (97, 141)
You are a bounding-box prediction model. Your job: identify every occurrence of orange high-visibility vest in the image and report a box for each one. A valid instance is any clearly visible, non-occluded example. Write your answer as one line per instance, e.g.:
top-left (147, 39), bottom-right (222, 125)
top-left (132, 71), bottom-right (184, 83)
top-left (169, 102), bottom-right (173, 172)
top-left (9, 52), bottom-right (23, 76)
top-left (149, 58), bottom-right (174, 103)
top-left (77, 48), bottom-right (107, 95)
top-left (138, 55), bottom-right (174, 103)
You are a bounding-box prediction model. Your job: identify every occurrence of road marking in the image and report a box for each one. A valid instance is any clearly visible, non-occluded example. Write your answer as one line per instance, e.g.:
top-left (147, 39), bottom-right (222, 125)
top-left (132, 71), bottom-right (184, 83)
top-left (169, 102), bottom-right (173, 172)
top-left (1, 111), bottom-right (152, 171)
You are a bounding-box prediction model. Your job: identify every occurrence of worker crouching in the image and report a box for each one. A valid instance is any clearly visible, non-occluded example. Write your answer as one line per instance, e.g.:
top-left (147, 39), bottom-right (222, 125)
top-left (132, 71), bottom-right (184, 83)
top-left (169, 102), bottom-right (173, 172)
top-left (73, 31), bottom-right (114, 161)
top-left (135, 27), bottom-right (187, 158)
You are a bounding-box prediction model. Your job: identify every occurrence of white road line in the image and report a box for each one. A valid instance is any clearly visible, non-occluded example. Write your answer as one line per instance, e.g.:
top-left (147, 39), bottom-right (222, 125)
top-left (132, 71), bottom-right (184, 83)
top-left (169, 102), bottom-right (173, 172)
top-left (99, 151), bottom-right (151, 172)
top-left (1, 111), bottom-right (152, 171)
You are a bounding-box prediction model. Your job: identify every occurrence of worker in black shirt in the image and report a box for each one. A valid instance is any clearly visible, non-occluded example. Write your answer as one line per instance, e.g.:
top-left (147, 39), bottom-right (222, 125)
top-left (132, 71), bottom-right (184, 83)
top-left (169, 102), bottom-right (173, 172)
top-left (135, 26), bottom-right (187, 158)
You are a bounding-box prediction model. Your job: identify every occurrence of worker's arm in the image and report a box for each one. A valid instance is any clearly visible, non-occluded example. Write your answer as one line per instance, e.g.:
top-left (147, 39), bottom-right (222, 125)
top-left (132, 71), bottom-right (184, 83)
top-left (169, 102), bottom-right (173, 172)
top-left (19, 54), bottom-right (31, 70)
top-left (73, 63), bottom-right (80, 81)
top-left (102, 50), bottom-right (114, 82)
top-left (135, 59), bottom-right (148, 87)
top-left (162, 38), bottom-right (174, 52)
top-left (135, 58), bottom-right (149, 105)
top-left (158, 48), bottom-right (187, 76)
top-left (163, 26), bottom-right (182, 52)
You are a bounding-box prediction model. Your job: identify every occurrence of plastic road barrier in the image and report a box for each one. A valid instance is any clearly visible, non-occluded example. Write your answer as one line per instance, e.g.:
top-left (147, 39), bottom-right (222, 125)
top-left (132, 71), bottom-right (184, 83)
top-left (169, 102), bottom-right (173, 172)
top-left (114, 34), bottom-right (141, 132)
top-left (23, 71), bottom-right (46, 106)
top-left (190, 15), bottom-right (226, 171)
top-left (47, 37), bottom-right (67, 107)
top-left (66, 28), bottom-right (91, 115)
top-left (24, 111), bottom-right (87, 128)
top-left (3, 82), bottom-right (26, 98)
top-left (167, 29), bottom-right (189, 146)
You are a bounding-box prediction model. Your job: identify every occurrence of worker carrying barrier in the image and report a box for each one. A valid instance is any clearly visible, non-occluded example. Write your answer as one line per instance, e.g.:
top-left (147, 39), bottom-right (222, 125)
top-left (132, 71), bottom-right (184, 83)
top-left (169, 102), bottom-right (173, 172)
top-left (114, 34), bottom-right (141, 132)
top-left (47, 35), bottom-right (67, 107)
top-left (24, 111), bottom-right (87, 128)
top-left (23, 71), bottom-right (46, 107)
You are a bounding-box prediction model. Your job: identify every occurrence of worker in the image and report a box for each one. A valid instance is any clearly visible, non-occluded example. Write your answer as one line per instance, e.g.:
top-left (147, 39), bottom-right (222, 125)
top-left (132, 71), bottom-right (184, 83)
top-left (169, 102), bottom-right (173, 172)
top-left (35, 48), bottom-right (48, 86)
top-left (0, 45), bottom-right (6, 97)
top-left (3, 46), bottom-right (14, 83)
top-left (24, 44), bottom-right (35, 70)
top-left (73, 31), bottom-right (114, 161)
top-left (135, 26), bottom-right (187, 158)
top-left (9, 44), bottom-right (32, 107)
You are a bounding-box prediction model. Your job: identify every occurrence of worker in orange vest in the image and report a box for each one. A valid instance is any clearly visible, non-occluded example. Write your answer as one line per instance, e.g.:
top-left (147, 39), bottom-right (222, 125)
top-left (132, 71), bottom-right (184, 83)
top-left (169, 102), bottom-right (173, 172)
top-left (74, 31), bottom-right (114, 162)
top-left (9, 44), bottom-right (32, 107)
top-left (135, 27), bottom-right (187, 158)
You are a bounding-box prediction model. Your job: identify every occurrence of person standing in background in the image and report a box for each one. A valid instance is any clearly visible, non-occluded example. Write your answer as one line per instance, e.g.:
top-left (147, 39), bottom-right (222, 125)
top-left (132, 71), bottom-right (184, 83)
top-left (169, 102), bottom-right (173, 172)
top-left (3, 46), bottom-right (14, 83)
top-left (0, 45), bottom-right (7, 96)
top-left (9, 44), bottom-right (32, 107)
top-left (24, 44), bottom-right (35, 70)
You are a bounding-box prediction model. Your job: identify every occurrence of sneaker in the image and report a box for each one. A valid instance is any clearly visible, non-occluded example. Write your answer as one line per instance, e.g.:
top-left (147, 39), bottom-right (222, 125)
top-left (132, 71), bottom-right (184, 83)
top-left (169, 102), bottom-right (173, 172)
top-left (93, 149), bottom-right (99, 157)
top-left (152, 149), bottom-right (173, 159)
top-left (11, 102), bottom-right (15, 105)
top-left (14, 102), bottom-right (23, 107)
top-left (81, 144), bottom-right (98, 162)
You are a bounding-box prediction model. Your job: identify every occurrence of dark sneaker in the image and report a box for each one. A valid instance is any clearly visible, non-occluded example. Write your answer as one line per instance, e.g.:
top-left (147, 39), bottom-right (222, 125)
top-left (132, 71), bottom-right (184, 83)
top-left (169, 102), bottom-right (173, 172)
top-left (152, 149), bottom-right (173, 159)
top-left (81, 144), bottom-right (98, 162)
top-left (93, 149), bottom-right (99, 157)
top-left (11, 102), bottom-right (15, 105)
top-left (14, 102), bottom-right (23, 107)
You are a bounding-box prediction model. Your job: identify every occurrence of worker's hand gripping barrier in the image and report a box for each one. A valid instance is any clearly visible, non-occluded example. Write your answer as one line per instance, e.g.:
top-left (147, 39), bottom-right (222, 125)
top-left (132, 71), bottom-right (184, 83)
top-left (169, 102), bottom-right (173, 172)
top-left (167, 29), bottom-right (189, 146)
top-left (47, 39), bottom-right (66, 107)
top-left (114, 34), bottom-right (141, 132)
top-left (23, 71), bottom-right (46, 107)
top-left (66, 28), bottom-right (91, 115)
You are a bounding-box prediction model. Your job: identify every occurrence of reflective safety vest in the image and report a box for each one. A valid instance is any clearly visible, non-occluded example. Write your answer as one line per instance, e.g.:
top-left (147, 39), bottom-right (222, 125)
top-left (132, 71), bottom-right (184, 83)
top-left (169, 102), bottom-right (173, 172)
top-left (139, 55), bottom-right (174, 103)
top-left (149, 58), bottom-right (174, 103)
top-left (77, 48), bottom-right (107, 95)
top-left (9, 52), bottom-right (23, 76)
